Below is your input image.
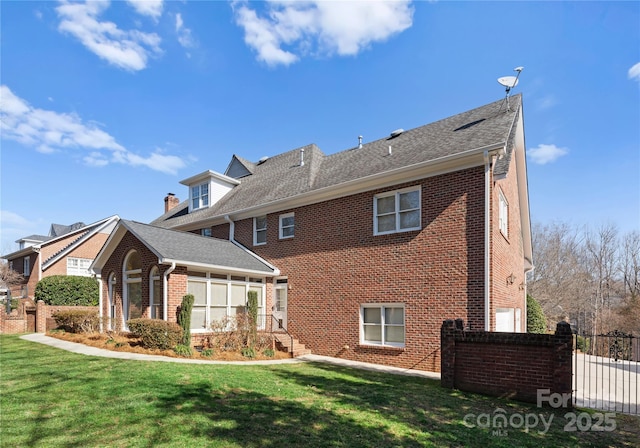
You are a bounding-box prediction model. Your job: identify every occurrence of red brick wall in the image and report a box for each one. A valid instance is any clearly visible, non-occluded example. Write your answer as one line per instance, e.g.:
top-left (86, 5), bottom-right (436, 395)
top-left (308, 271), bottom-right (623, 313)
top-left (44, 232), bottom-right (110, 276)
top-left (491, 152), bottom-right (527, 331)
top-left (441, 319), bottom-right (573, 404)
top-left (223, 167), bottom-right (488, 371)
top-left (36, 301), bottom-right (98, 333)
top-left (99, 231), bottom-right (185, 331)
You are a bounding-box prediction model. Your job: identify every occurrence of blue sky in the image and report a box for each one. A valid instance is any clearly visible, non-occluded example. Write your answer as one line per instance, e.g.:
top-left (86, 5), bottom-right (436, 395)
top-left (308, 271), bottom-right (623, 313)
top-left (1, 0), bottom-right (639, 254)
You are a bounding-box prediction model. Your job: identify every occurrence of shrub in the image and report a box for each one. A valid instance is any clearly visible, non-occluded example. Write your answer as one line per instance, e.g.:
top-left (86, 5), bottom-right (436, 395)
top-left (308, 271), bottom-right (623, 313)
top-left (241, 347), bottom-right (256, 359)
top-left (262, 348), bottom-right (275, 358)
top-left (526, 294), bottom-right (547, 334)
top-left (126, 318), bottom-right (183, 350)
top-left (206, 315), bottom-right (273, 353)
top-left (35, 276), bottom-right (98, 306)
top-left (52, 310), bottom-right (99, 333)
top-left (201, 348), bottom-right (214, 358)
top-left (177, 294), bottom-right (194, 346)
top-left (576, 335), bottom-right (590, 353)
top-left (247, 290), bottom-right (258, 347)
top-left (174, 344), bottom-right (193, 357)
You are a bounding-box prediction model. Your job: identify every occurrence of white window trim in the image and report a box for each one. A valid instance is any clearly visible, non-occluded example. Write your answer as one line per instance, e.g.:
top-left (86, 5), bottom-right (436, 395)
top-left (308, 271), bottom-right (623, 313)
top-left (360, 303), bottom-right (406, 348)
top-left (373, 186), bottom-right (421, 236)
top-left (108, 273), bottom-right (116, 330)
top-left (279, 212), bottom-right (295, 239)
top-left (187, 273), bottom-right (265, 333)
top-left (67, 257), bottom-right (93, 277)
top-left (499, 189), bottom-right (509, 238)
top-left (149, 266), bottom-right (162, 320)
top-left (254, 216), bottom-right (267, 246)
top-left (191, 182), bottom-right (210, 211)
top-left (122, 250), bottom-right (142, 330)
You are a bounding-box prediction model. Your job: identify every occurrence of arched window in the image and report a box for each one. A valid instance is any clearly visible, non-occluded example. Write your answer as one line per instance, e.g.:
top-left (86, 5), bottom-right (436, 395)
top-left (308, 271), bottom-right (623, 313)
top-left (150, 266), bottom-right (162, 319)
top-left (123, 250), bottom-right (142, 328)
top-left (107, 272), bottom-right (116, 330)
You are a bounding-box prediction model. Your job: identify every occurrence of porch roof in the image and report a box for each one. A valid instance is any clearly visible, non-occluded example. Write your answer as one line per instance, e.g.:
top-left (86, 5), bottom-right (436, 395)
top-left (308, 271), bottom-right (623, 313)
top-left (92, 220), bottom-right (279, 276)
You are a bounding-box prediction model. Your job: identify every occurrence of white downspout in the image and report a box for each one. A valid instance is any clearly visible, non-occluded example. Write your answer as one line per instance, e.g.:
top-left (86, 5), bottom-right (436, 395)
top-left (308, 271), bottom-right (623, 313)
top-left (224, 215), bottom-right (235, 240)
top-left (163, 262), bottom-right (176, 322)
top-left (484, 148), bottom-right (503, 331)
top-left (96, 275), bottom-right (103, 332)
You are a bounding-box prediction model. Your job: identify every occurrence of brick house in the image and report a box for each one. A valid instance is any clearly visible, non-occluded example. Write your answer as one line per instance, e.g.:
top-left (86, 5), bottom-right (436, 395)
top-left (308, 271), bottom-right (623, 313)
top-left (91, 95), bottom-right (532, 371)
top-left (2, 216), bottom-right (119, 299)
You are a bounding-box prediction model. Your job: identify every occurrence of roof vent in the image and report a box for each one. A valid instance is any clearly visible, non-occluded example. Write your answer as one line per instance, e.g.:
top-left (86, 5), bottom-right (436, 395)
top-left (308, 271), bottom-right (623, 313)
top-left (389, 128), bottom-right (404, 138)
top-left (358, 135), bottom-right (363, 149)
top-left (257, 156), bottom-right (269, 165)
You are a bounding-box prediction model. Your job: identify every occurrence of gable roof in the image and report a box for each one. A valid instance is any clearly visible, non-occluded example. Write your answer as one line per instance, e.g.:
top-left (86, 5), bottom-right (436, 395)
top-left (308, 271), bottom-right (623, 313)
top-left (91, 220), bottom-right (279, 276)
top-left (50, 222), bottom-right (86, 238)
top-left (2, 216), bottom-right (118, 261)
top-left (152, 95), bottom-right (523, 230)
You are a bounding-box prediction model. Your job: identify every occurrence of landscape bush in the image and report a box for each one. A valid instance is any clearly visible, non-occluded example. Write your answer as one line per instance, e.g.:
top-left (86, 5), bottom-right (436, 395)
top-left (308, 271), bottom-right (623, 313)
top-left (526, 294), bottom-right (548, 334)
top-left (35, 275), bottom-right (99, 306)
top-left (52, 310), bottom-right (99, 333)
top-left (177, 294), bottom-right (194, 346)
top-left (126, 318), bottom-right (183, 350)
top-left (206, 315), bottom-right (273, 353)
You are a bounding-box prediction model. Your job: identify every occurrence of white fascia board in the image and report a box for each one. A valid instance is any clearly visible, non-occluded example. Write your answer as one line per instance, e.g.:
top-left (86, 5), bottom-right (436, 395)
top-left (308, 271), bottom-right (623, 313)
top-left (179, 170), bottom-right (240, 187)
top-left (1, 246), bottom-right (38, 260)
top-left (160, 259), bottom-right (277, 277)
top-left (172, 142), bottom-right (506, 231)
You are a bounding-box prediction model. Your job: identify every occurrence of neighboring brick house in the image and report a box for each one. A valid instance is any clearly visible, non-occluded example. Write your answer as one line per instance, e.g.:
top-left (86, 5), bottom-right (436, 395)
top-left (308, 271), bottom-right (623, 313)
top-left (2, 216), bottom-right (119, 298)
top-left (92, 95), bottom-right (533, 371)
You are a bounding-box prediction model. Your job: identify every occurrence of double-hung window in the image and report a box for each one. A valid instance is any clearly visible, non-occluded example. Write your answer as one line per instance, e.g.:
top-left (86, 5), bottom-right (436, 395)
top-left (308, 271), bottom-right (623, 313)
top-left (254, 216), bottom-right (267, 245)
top-left (374, 187), bottom-right (421, 235)
top-left (279, 213), bottom-right (294, 239)
top-left (67, 257), bottom-right (92, 276)
top-left (499, 190), bottom-right (508, 237)
top-left (191, 183), bottom-right (210, 210)
top-left (23, 258), bottom-right (30, 276)
top-left (360, 304), bottom-right (405, 347)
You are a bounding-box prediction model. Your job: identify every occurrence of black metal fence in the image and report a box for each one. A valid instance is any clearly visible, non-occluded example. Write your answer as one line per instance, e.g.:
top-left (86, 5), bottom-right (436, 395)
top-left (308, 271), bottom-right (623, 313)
top-left (574, 331), bottom-right (639, 415)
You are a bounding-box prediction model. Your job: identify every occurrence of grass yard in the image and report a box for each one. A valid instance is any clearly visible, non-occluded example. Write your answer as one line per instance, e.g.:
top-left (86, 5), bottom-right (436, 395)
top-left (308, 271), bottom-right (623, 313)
top-left (1, 335), bottom-right (638, 448)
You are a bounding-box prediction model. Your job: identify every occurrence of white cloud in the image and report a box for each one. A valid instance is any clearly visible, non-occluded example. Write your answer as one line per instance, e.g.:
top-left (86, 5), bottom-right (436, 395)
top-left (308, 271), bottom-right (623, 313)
top-left (56, 0), bottom-right (162, 72)
top-left (232, 0), bottom-right (414, 66)
top-left (175, 13), bottom-right (195, 49)
top-left (628, 62), bottom-right (640, 82)
top-left (0, 85), bottom-right (186, 175)
top-left (528, 144), bottom-right (569, 165)
top-left (127, 0), bottom-right (163, 20)
top-left (0, 210), bottom-right (32, 228)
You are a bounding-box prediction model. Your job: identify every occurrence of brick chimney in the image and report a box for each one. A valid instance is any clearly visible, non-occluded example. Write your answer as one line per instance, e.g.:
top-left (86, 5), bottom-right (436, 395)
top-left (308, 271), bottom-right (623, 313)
top-left (164, 193), bottom-right (179, 213)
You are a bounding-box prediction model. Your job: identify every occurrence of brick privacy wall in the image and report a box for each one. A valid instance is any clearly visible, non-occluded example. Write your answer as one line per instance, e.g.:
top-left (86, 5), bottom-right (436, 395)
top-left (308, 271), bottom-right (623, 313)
top-left (441, 319), bottom-right (573, 404)
top-left (36, 301), bottom-right (99, 333)
top-left (491, 151), bottom-right (527, 331)
top-left (222, 167), bottom-right (488, 371)
top-left (99, 231), bottom-right (187, 332)
top-left (0, 307), bottom-right (27, 333)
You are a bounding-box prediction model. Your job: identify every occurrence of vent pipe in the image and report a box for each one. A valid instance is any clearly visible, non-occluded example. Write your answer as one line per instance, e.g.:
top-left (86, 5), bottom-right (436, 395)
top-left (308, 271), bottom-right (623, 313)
top-left (300, 148), bottom-right (305, 166)
top-left (358, 135), bottom-right (363, 149)
top-left (388, 145), bottom-right (393, 156)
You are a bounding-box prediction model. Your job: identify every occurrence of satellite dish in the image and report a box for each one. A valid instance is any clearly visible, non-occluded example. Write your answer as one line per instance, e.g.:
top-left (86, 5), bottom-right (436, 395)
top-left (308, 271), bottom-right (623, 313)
top-left (498, 76), bottom-right (519, 90)
top-left (497, 67), bottom-right (524, 111)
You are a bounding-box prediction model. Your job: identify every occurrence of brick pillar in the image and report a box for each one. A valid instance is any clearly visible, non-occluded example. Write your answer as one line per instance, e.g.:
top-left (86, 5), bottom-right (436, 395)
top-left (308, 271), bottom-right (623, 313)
top-left (441, 319), bottom-right (460, 388)
top-left (553, 321), bottom-right (573, 406)
top-left (36, 300), bottom-right (46, 333)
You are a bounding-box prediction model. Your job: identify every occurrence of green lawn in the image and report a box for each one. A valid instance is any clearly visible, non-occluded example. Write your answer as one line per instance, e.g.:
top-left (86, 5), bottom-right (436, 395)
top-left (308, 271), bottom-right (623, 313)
top-left (1, 335), bottom-right (638, 448)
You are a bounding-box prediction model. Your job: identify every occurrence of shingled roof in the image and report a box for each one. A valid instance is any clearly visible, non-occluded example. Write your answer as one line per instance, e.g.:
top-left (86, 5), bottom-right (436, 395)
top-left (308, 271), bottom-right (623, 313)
top-left (93, 220), bottom-right (277, 275)
top-left (152, 95), bottom-right (522, 229)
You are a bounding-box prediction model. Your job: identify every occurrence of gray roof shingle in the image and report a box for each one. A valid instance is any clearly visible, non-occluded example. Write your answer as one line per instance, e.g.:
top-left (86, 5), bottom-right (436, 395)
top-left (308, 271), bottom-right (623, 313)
top-left (121, 220), bottom-right (276, 274)
top-left (152, 95), bottom-right (522, 228)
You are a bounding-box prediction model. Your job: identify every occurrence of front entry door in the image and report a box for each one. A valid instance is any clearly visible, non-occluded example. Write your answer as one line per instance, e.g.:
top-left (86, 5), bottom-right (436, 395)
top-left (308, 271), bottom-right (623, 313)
top-left (273, 279), bottom-right (288, 331)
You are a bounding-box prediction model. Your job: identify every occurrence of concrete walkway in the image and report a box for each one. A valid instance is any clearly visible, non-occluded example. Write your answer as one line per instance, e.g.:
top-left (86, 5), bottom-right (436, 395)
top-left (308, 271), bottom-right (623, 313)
top-left (20, 333), bottom-right (441, 380)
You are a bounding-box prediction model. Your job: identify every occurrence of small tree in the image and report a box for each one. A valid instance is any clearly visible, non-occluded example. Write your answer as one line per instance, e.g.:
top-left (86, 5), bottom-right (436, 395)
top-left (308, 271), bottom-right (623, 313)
top-left (247, 290), bottom-right (258, 348)
top-left (177, 294), bottom-right (194, 346)
top-left (527, 294), bottom-right (547, 334)
top-left (0, 262), bottom-right (23, 289)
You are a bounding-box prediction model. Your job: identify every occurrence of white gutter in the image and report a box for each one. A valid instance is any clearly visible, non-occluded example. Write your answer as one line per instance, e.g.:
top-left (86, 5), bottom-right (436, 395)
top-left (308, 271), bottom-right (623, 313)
top-left (163, 262), bottom-right (176, 322)
top-left (483, 146), bottom-right (506, 332)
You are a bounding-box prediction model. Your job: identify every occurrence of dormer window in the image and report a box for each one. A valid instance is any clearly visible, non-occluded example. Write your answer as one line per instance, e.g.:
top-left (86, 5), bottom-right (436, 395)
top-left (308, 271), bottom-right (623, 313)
top-left (181, 170), bottom-right (240, 214)
top-left (192, 183), bottom-right (209, 210)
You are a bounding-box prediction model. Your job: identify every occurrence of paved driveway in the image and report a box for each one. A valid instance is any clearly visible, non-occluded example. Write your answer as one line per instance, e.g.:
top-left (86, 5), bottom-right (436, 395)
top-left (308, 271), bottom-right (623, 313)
top-left (574, 353), bottom-right (639, 415)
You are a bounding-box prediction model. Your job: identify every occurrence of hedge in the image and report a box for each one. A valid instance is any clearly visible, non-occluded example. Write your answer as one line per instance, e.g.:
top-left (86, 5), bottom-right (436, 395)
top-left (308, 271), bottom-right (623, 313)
top-left (35, 275), bottom-right (99, 306)
top-left (526, 294), bottom-right (548, 334)
top-left (127, 318), bottom-right (183, 350)
top-left (52, 310), bottom-right (99, 333)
